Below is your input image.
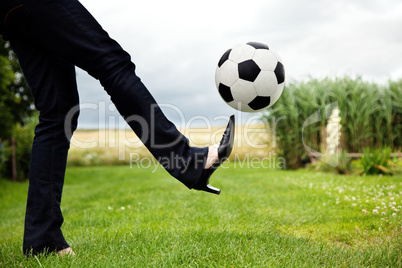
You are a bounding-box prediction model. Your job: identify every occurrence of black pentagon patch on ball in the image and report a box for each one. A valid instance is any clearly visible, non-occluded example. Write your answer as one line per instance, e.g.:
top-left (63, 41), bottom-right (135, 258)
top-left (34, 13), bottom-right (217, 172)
top-left (218, 84), bottom-right (234, 102)
top-left (248, 96), bottom-right (271, 111)
top-left (218, 49), bottom-right (232, 67)
top-left (274, 62), bottom-right (285, 84)
top-left (238, 60), bottom-right (261, 82)
top-left (247, 41), bottom-right (269, 50)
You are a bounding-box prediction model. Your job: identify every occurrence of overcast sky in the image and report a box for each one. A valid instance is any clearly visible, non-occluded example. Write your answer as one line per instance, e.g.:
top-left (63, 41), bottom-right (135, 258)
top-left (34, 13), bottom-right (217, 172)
top-left (75, 0), bottom-right (402, 129)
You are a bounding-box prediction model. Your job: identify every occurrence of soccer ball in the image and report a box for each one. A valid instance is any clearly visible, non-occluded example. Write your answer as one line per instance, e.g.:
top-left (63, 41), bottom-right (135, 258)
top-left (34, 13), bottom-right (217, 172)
top-left (215, 42), bottom-right (285, 112)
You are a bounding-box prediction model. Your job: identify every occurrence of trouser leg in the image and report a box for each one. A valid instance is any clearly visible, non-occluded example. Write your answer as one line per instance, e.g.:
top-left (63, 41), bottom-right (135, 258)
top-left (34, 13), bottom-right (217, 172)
top-left (8, 0), bottom-right (207, 255)
top-left (10, 39), bottom-right (79, 255)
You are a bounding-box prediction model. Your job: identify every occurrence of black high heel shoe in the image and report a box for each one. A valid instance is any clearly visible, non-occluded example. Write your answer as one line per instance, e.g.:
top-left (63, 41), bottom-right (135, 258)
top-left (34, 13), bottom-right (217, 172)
top-left (193, 115), bottom-right (235, 195)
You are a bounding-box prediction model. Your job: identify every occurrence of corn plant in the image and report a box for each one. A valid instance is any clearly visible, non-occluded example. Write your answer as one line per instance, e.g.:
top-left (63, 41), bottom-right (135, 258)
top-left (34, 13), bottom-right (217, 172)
top-left (388, 80), bottom-right (402, 148)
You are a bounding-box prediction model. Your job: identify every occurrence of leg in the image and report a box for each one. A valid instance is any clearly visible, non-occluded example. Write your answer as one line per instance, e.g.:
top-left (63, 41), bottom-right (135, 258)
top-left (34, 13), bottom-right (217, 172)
top-left (8, 0), bottom-right (233, 256)
top-left (10, 39), bottom-right (80, 255)
top-left (19, 0), bottom-right (208, 187)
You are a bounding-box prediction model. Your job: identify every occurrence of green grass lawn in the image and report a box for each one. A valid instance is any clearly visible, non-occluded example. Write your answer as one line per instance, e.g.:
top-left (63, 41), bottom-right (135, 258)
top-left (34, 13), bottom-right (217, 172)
top-left (1, 163), bottom-right (401, 267)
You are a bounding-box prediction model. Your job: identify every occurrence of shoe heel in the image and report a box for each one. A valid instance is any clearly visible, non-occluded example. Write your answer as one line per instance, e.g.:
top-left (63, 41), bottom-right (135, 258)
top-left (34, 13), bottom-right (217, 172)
top-left (205, 184), bottom-right (221, 195)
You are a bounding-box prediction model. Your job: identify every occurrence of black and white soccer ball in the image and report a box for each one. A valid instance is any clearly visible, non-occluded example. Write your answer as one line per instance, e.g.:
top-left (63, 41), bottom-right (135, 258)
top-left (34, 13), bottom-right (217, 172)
top-left (215, 42), bottom-right (285, 112)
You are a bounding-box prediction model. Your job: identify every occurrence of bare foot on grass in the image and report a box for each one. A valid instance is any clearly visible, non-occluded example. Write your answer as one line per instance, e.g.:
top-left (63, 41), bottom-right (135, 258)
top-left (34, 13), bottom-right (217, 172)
top-left (57, 247), bottom-right (75, 256)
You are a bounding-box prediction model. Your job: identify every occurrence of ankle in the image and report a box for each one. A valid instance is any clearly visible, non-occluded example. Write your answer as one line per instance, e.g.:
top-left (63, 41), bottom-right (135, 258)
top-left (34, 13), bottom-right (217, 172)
top-left (205, 144), bottom-right (219, 169)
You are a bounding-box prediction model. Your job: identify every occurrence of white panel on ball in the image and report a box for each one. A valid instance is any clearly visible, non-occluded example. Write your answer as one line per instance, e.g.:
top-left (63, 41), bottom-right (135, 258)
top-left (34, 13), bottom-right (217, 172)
top-left (230, 79), bottom-right (257, 103)
top-left (253, 71), bottom-right (279, 97)
top-left (228, 44), bottom-right (255, 63)
top-left (270, 83), bottom-right (285, 105)
top-left (270, 50), bottom-right (283, 63)
top-left (215, 60), bottom-right (239, 88)
top-left (253, 50), bottom-right (278, 71)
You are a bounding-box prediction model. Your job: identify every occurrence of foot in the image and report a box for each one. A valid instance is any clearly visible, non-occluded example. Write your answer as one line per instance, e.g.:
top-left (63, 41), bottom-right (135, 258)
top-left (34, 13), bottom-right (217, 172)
top-left (193, 115), bottom-right (235, 194)
top-left (57, 247), bottom-right (75, 256)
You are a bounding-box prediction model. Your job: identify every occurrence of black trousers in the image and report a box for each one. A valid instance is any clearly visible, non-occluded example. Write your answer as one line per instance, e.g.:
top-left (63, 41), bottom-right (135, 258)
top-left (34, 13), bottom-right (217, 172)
top-left (1, 0), bottom-right (208, 255)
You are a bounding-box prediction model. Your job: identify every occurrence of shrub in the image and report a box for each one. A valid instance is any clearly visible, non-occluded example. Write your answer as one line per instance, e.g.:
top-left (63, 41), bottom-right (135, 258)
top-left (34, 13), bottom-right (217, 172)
top-left (360, 147), bottom-right (399, 175)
